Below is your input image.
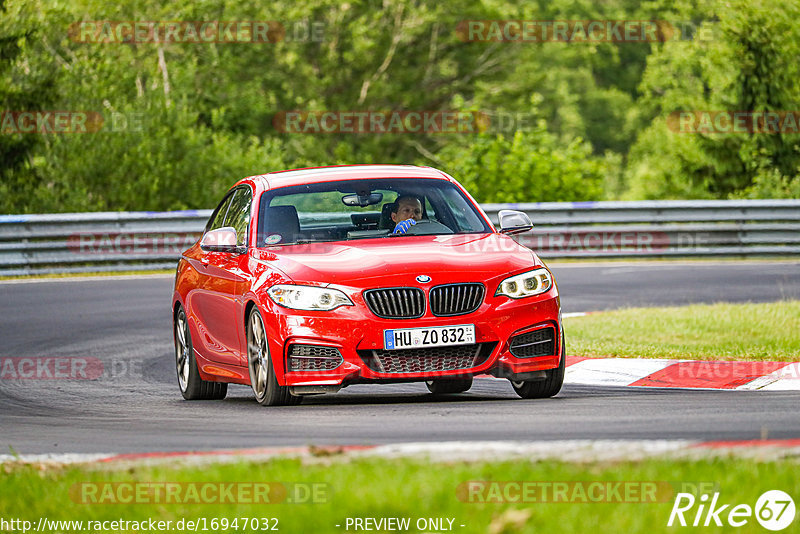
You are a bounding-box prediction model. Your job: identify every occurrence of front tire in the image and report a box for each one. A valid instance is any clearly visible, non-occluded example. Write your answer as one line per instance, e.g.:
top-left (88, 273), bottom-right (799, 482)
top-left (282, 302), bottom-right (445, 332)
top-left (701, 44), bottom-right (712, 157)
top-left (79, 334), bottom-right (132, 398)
top-left (174, 307), bottom-right (227, 400)
top-left (426, 376), bottom-right (473, 395)
top-left (511, 332), bottom-right (565, 399)
top-left (247, 307), bottom-right (301, 406)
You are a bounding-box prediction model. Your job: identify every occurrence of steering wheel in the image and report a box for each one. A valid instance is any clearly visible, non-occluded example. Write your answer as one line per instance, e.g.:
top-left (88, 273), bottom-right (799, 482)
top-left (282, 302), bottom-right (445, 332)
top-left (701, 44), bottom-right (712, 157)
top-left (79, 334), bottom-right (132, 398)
top-left (403, 220), bottom-right (454, 235)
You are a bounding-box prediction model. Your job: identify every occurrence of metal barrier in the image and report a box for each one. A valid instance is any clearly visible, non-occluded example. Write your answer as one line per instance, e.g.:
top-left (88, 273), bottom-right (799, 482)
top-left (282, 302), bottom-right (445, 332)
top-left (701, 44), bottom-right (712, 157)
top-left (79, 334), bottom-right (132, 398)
top-left (1, 200), bottom-right (798, 275)
top-left (484, 199), bottom-right (800, 259)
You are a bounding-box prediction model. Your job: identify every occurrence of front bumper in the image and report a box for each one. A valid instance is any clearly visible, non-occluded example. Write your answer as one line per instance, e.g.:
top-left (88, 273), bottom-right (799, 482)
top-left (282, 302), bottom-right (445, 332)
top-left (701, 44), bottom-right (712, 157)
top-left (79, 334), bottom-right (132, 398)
top-left (265, 291), bottom-right (562, 387)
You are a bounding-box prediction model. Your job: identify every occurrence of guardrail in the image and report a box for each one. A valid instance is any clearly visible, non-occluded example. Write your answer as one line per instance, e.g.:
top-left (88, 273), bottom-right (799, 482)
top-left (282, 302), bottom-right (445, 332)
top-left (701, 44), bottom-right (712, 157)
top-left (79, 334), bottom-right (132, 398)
top-left (0, 200), bottom-right (798, 275)
top-left (484, 199), bottom-right (800, 259)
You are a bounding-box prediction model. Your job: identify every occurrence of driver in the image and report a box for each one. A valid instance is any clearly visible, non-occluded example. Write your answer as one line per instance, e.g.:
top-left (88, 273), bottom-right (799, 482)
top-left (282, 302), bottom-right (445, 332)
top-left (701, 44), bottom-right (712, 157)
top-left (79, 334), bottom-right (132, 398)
top-left (391, 195), bottom-right (423, 234)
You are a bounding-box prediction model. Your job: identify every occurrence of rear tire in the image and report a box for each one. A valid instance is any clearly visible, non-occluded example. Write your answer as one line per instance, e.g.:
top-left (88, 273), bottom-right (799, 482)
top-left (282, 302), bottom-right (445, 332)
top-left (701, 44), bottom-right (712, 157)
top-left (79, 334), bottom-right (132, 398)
top-left (174, 307), bottom-right (227, 400)
top-left (247, 307), bottom-right (301, 406)
top-left (426, 376), bottom-right (473, 394)
top-left (511, 332), bottom-right (565, 399)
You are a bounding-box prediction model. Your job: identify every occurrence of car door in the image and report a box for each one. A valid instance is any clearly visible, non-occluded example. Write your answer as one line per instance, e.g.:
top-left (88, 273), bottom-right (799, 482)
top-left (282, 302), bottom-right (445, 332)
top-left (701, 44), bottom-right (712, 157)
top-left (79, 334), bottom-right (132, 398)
top-left (187, 187), bottom-right (252, 366)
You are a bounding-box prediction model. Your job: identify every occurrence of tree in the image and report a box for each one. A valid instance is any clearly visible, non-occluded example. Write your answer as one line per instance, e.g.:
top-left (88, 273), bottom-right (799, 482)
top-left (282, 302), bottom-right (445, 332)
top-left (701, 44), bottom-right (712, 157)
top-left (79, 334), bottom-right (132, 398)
top-left (435, 125), bottom-right (609, 203)
top-left (626, 0), bottom-right (800, 199)
top-left (0, 0), bottom-right (57, 212)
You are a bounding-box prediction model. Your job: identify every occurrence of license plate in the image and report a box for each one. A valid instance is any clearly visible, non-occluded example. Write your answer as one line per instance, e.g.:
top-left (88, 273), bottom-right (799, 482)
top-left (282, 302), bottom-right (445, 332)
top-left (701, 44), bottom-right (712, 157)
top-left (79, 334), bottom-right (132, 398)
top-left (383, 324), bottom-right (475, 350)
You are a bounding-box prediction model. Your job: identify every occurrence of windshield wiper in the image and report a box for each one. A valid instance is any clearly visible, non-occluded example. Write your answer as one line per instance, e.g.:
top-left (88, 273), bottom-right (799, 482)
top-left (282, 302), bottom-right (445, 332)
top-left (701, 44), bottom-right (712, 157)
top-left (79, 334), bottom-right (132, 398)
top-left (293, 238), bottom-right (330, 244)
top-left (386, 232), bottom-right (415, 237)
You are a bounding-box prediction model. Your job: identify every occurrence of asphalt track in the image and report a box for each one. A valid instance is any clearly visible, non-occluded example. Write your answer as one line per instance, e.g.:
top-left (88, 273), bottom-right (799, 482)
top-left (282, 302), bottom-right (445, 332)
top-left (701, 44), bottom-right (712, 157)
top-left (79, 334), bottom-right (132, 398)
top-left (1, 261), bottom-right (798, 454)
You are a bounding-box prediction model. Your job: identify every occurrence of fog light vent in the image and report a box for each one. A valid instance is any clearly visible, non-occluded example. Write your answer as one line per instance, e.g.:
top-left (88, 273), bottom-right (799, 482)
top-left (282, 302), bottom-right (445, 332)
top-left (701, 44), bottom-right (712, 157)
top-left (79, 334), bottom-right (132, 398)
top-left (508, 327), bottom-right (556, 358)
top-left (287, 344), bottom-right (343, 372)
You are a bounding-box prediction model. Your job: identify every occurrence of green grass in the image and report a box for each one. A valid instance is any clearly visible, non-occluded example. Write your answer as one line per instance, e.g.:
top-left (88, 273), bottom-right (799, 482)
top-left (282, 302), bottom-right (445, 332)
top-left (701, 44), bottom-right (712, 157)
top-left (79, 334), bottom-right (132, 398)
top-left (1, 456), bottom-right (798, 534)
top-left (566, 301), bottom-right (800, 361)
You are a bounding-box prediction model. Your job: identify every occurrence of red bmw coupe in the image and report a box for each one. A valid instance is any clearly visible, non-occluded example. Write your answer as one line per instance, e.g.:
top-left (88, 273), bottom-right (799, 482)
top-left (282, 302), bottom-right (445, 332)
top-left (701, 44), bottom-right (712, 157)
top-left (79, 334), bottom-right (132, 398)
top-left (172, 165), bottom-right (564, 405)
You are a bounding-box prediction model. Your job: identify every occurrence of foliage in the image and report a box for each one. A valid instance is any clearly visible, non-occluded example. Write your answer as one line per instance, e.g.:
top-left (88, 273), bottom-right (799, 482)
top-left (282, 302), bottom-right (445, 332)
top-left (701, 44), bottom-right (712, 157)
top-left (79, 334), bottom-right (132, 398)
top-left (0, 0), bottom-right (798, 213)
top-left (0, 0), bottom-right (57, 208)
top-left (627, 0), bottom-right (800, 199)
top-left (436, 127), bottom-right (609, 203)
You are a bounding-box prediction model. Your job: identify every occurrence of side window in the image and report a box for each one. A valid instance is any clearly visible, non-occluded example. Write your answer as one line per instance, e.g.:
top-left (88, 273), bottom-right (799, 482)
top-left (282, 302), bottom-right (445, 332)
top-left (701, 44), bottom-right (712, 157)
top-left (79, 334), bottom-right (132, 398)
top-left (207, 193), bottom-right (234, 232)
top-left (223, 188), bottom-right (252, 246)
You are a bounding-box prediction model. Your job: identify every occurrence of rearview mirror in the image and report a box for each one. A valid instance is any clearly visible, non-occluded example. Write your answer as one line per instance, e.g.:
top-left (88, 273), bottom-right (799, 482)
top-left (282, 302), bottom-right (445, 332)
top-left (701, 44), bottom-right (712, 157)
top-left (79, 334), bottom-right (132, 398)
top-left (498, 210), bottom-right (533, 235)
top-left (200, 227), bottom-right (243, 253)
top-left (342, 192), bottom-right (383, 207)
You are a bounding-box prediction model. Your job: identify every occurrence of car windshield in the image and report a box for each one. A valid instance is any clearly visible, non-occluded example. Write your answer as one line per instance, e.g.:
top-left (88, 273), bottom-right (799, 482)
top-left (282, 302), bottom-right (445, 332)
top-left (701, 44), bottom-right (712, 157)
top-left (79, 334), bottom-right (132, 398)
top-left (256, 178), bottom-right (492, 246)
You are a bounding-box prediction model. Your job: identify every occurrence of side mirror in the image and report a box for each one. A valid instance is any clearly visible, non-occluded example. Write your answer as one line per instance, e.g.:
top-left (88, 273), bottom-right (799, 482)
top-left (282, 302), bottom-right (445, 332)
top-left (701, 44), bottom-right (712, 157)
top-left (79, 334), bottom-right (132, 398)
top-left (200, 227), bottom-right (244, 253)
top-left (498, 210), bottom-right (533, 235)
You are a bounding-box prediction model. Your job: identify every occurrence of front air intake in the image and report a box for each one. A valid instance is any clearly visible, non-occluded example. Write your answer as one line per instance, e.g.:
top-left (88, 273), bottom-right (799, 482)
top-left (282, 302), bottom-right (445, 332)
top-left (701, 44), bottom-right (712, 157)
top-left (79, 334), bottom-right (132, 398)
top-left (358, 342), bottom-right (496, 375)
top-left (508, 327), bottom-right (556, 358)
top-left (287, 344), bottom-right (343, 372)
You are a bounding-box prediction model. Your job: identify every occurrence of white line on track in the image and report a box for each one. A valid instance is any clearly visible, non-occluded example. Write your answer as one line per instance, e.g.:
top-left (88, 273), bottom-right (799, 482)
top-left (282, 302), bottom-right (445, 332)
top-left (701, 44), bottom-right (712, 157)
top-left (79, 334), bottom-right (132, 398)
top-left (5, 439), bottom-right (800, 467)
top-left (0, 274), bottom-right (173, 285)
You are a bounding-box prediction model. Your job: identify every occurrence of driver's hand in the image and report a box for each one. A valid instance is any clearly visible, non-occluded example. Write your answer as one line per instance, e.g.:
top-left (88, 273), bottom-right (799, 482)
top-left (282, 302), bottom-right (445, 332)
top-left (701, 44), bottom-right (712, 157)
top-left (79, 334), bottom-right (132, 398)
top-left (392, 219), bottom-right (417, 234)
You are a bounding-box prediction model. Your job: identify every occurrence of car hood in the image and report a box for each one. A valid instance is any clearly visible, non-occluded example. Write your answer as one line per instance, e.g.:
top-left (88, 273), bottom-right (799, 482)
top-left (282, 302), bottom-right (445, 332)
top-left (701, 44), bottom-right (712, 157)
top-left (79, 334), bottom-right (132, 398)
top-left (252, 233), bottom-right (540, 287)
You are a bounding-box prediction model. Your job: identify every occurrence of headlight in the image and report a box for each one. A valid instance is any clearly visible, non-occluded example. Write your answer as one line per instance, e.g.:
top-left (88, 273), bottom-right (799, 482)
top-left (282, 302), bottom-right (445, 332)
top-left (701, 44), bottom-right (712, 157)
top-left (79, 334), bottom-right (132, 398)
top-left (267, 285), bottom-right (353, 311)
top-left (495, 268), bottom-right (553, 299)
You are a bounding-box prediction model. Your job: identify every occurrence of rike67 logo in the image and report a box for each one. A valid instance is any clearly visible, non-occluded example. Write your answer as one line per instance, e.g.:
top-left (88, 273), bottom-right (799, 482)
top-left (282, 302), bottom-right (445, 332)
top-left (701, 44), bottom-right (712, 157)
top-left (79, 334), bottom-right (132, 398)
top-left (668, 490), bottom-right (795, 530)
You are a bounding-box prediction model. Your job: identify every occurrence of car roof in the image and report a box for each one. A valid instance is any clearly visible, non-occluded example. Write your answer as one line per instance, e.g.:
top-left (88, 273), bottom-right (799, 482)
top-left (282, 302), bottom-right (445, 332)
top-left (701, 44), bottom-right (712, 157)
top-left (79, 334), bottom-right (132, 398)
top-left (247, 164), bottom-right (452, 190)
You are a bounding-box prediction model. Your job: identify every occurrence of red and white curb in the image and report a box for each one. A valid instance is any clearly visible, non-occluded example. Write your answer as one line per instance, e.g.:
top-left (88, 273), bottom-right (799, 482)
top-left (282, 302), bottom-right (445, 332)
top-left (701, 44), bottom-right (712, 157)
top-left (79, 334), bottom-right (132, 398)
top-left (564, 355), bottom-right (800, 391)
top-left (560, 310), bottom-right (799, 390)
top-left (3, 439), bottom-right (800, 466)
